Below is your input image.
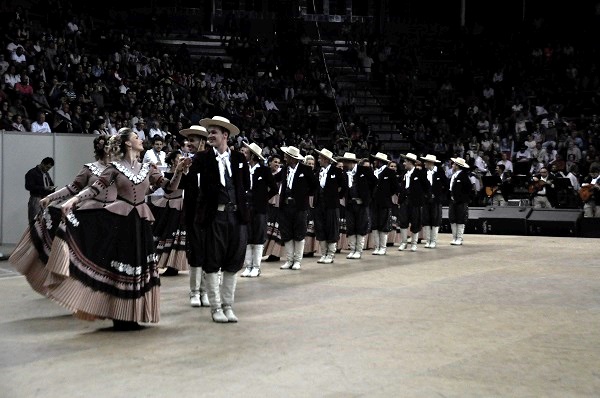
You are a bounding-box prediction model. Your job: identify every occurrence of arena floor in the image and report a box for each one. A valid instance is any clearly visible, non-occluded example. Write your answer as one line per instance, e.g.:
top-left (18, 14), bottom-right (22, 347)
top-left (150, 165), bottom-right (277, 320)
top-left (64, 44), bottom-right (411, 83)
top-left (0, 234), bottom-right (599, 397)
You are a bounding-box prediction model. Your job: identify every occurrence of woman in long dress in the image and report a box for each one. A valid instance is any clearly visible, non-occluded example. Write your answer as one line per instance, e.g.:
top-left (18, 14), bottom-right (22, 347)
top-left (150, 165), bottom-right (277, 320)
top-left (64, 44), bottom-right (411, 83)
top-left (53, 128), bottom-right (189, 331)
top-left (148, 150), bottom-right (189, 276)
top-left (263, 154), bottom-right (284, 261)
top-left (9, 135), bottom-right (114, 296)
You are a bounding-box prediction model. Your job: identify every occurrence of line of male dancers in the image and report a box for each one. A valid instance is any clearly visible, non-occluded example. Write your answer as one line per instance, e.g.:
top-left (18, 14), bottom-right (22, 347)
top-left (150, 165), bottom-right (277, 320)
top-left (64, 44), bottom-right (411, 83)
top-left (163, 120), bottom-right (475, 323)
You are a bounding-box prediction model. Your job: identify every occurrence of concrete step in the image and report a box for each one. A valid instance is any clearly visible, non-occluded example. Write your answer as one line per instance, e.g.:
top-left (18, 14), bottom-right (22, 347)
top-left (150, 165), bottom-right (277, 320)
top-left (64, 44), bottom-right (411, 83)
top-left (381, 141), bottom-right (413, 151)
top-left (355, 105), bottom-right (386, 114)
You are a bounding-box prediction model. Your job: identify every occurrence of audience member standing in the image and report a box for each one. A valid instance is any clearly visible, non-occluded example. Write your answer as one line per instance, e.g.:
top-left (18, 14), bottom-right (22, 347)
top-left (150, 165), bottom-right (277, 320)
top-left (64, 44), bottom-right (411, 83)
top-left (25, 157), bottom-right (55, 223)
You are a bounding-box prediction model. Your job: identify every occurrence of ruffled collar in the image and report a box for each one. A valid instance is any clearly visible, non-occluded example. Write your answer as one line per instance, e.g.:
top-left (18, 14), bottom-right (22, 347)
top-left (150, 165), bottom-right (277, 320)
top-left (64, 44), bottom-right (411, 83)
top-left (111, 161), bottom-right (150, 184)
top-left (85, 161), bottom-right (108, 177)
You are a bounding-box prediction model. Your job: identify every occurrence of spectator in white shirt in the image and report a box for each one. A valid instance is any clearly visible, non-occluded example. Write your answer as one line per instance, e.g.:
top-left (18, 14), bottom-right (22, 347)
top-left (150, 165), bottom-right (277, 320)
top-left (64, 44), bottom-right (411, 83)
top-left (264, 98), bottom-right (279, 111)
top-left (143, 136), bottom-right (166, 166)
top-left (11, 46), bottom-right (26, 64)
top-left (148, 120), bottom-right (166, 140)
top-left (31, 112), bottom-right (52, 133)
top-left (497, 152), bottom-right (514, 172)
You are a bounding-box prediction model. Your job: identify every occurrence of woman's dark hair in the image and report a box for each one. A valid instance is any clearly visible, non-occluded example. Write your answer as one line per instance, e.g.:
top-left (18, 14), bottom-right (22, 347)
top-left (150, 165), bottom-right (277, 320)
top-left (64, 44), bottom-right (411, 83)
top-left (93, 134), bottom-right (109, 160)
top-left (165, 150), bottom-right (181, 166)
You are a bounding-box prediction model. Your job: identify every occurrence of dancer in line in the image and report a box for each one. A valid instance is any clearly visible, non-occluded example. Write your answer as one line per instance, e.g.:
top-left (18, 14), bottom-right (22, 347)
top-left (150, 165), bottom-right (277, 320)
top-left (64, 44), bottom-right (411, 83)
top-left (240, 142), bottom-right (277, 277)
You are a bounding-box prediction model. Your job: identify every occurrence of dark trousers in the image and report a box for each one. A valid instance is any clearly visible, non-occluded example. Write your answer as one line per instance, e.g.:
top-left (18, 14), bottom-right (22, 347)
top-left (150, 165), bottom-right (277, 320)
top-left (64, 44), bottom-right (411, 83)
top-left (422, 201), bottom-right (442, 226)
top-left (314, 206), bottom-right (340, 243)
top-left (448, 201), bottom-right (469, 224)
top-left (247, 209), bottom-right (267, 245)
top-left (279, 204), bottom-right (308, 242)
top-left (371, 206), bottom-right (393, 232)
top-left (187, 219), bottom-right (203, 268)
top-left (200, 211), bottom-right (247, 274)
top-left (398, 202), bottom-right (423, 233)
top-left (346, 203), bottom-right (370, 236)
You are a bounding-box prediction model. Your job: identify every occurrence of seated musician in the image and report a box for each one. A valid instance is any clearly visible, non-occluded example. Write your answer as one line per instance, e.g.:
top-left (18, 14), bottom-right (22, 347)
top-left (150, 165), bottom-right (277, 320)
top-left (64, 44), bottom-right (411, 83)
top-left (488, 164), bottom-right (512, 206)
top-left (580, 166), bottom-right (600, 218)
top-left (529, 167), bottom-right (554, 208)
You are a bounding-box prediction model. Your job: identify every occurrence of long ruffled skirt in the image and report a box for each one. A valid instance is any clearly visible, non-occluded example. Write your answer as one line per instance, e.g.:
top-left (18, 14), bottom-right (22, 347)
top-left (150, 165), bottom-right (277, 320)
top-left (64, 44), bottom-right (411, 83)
top-left (46, 209), bottom-right (160, 323)
top-left (263, 204), bottom-right (283, 258)
top-left (9, 206), bottom-right (63, 296)
top-left (148, 202), bottom-right (189, 271)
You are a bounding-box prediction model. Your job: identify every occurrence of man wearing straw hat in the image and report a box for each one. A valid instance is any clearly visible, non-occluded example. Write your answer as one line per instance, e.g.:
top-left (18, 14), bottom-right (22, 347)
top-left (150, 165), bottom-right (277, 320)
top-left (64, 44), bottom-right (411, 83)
top-left (179, 125), bottom-right (210, 308)
top-left (370, 152), bottom-right (399, 255)
top-left (193, 116), bottom-right (250, 323)
top-left (448, 156), bottom-right (473, 246)
top-left (397, 153), bottom-right (431, 252)
top-left (339, 152), bottom-right (377, 259)
top-left (240, 142), bottom-right (277, 277)
top-left (277, 145), bottom-right (318, 270)
top-left (313, 147), bottom-right (347, 264)
top-left (420, 154), bottom-right (448, 249)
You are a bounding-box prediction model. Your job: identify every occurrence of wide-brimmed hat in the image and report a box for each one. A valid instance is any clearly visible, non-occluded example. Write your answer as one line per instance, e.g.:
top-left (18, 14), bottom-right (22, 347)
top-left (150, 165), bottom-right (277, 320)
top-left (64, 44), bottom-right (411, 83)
top-left (281, 146), bottom-right (305, 161)
top-left (199, 116), bottom-right (240, 137)
top-left (243, 141), bottom-right (265, 161)
top-left (371, 152), bottom-right (390, 163)
top-left (337, 152), bottom-right (359, 162)
top-left (451, 157), bottom-right (470, 168)
top-left (314, 147), bottom-right (337, 163)
top-left (179, 125), bottom-right (208, 138)
top-left (401, 152), bottom-right (419, 163)
top-left (420, 154), bottom-right (441, 163)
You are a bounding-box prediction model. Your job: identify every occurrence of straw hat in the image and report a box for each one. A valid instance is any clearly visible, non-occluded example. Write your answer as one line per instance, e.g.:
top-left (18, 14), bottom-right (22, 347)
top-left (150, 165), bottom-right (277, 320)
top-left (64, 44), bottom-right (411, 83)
top-left (337, 152), bottom-right (359, 162)
top-left (199, 116), bottom-right (240, 137)
top-left (179, 125), bottom-right (208, 138)
top-left (450, 157), bottom-right (470, 168)
top-left (281, 146), bottom-right (305, 161)
top-left (401, 153), bottom-right (419, 162)
top-left (243, 141), bottom-right (265, 161)
top-left (371, 152), bottom-right (390, 163)
top-left (420, 154), bottom-right (441, 163)
top-left (314, 147), bottom-right (337, 163)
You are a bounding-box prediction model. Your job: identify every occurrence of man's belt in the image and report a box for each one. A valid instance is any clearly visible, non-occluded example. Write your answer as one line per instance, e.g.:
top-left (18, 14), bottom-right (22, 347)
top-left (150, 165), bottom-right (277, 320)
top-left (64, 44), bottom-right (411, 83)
top-left (217, 203), bottom-right (238, 212)
top-left (284, 197), bottom-right (296, 205)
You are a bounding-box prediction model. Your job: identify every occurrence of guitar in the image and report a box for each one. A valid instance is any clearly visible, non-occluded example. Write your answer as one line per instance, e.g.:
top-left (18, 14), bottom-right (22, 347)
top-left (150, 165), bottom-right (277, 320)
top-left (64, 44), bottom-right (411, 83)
top-left (485, 186), bottom-right (498, 197)
top-left (579, 184), bottom-right (599, 202)
top-left (528, 179), bottom-right (550, 194)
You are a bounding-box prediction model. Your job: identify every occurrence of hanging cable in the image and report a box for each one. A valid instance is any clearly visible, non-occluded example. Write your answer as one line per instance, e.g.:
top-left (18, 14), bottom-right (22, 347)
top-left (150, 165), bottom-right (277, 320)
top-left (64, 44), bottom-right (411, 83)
top-left (310, 0), bottom-right (349, 142)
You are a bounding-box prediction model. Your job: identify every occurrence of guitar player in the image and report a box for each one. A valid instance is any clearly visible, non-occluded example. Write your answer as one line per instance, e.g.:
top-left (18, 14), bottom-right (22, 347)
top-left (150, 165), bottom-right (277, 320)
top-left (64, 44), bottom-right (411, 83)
top-left (581, 166), bottom-right (600, 217)
top-left (530, 167), bottom-right (555, 208)
top-left (489, 164), bottom-right (512, 206)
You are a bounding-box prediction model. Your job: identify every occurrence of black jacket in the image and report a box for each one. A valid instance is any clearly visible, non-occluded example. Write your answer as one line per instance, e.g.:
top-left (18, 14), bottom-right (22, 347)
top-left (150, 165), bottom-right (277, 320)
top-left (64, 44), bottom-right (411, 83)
top-left (313, 165), bottom-right (347, 209)
top-left (193, 149), bottom-right (250, 227)
top-left (249, 164), bottom-right (277, 214)
top-left (449, 170), bottom-right (473, 204)
top-left (345, 165), bottom-right (377, 205)
top-left (276, 163), bottom-right (318, 210)
top-left (398, 168), bottom-right (431, 206)
top-left (372, 166), bottom-right (399, 208)
top-left (25, 166), bottom-right (54, 197)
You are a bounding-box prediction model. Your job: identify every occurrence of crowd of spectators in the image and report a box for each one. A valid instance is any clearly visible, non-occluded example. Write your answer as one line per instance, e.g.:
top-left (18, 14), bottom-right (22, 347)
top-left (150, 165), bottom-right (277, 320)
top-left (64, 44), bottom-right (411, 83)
top-left (2, 2), bottom-right (600, 201)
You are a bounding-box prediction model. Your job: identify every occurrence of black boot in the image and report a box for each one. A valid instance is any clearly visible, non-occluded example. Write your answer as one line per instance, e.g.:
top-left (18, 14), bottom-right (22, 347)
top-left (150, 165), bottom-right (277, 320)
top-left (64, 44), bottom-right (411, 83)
top-left (161, 267), bottom-right (179, 276)
top-left (112, 320), bottom-right (145, 331)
